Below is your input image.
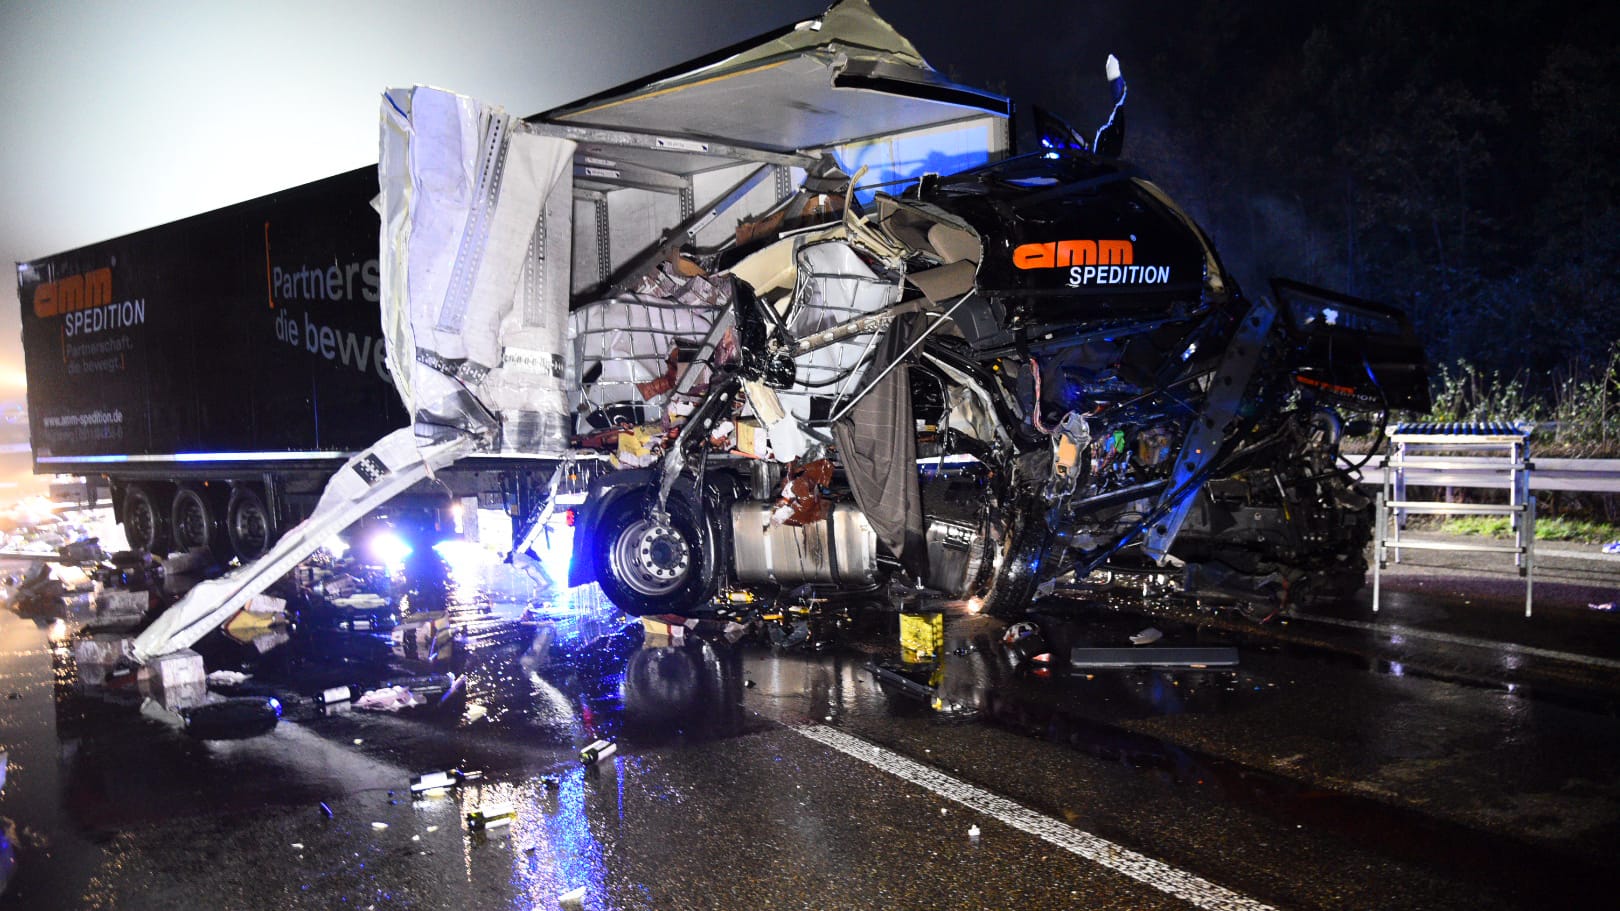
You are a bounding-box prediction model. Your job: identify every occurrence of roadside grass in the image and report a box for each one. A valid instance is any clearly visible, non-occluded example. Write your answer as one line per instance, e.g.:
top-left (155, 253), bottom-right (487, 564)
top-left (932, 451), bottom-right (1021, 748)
top-left (1439, 514), bottom-right (1620, 544)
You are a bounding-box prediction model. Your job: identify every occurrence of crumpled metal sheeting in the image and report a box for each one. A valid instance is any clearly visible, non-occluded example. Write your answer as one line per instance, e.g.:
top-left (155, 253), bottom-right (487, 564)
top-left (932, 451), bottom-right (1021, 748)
top-left (131, 429), bottom-right (473, 664)
top-left (567, 294), bottom-right (725, 428)
top-left (377, 85), bottom-right (576, 442)
top-left (779, 240), bottom-right (902, 420)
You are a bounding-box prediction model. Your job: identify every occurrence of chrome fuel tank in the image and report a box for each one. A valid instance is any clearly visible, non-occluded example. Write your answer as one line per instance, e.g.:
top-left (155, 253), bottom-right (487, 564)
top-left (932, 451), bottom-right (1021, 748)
top-left (729, 504), bottom-right (877, 586)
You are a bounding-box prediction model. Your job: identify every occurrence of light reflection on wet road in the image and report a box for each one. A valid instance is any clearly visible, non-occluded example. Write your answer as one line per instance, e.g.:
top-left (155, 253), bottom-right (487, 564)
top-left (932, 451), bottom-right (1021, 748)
top-left (2, 545), bottom-right (1620, 909)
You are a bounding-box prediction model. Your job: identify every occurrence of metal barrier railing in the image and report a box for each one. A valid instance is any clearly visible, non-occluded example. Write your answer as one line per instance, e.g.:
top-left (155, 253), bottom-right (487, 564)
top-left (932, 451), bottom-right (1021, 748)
top-left (1374, 422), bottom-right (1535, 616)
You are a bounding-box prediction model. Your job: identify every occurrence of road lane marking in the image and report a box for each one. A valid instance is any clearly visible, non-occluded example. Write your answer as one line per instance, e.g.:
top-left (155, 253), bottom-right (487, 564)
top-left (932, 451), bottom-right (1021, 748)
top-left (795, 725), bottom-right (1279, 911)
top-left (1288, 614), bottom-right (1620, 671)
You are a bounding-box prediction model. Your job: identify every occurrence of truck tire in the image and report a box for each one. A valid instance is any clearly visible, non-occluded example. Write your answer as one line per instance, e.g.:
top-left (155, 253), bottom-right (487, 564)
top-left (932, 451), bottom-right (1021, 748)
top-left (226, 485), bottom-right (277, 561)
top-left (171, 486), bottom-right (226, 560)
top-left (592, 488), bottom-right (717, 617)
top-left (979, 499), bottom-right (1047, 620)
top-left (122, 484), bottom-right (173, 555)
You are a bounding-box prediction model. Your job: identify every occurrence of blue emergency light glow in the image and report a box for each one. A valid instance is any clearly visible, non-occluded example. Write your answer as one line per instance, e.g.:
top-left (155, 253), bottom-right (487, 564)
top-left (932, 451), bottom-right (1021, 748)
top-left (368, 531), bottom-right (412, 572)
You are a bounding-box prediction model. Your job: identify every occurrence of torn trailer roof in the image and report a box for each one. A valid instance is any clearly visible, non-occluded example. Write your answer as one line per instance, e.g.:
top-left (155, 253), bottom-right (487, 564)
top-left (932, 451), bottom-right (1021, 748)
top-left (535, 0), bottom-right (1009, 160)
top-left (528, 0), bottom-right (1010, 298)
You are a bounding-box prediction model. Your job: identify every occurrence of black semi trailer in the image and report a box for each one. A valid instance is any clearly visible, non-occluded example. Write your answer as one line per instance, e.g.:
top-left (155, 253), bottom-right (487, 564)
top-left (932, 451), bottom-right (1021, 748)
top-left (17, 167), bottom-right (412, 559)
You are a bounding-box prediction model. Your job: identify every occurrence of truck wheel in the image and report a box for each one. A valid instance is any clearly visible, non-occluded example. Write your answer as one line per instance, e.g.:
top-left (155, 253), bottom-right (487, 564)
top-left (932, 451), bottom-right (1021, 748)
top-left (979, 499), bottom-right (1047, 619)
top-left (122, 484), bottom-right (173, 555)
top-left (593, 489), bottom-right (717, 617)
top-left (226, 486), bottom-right (277, 561)
top-left (171, 486), bottom-right (226, 560)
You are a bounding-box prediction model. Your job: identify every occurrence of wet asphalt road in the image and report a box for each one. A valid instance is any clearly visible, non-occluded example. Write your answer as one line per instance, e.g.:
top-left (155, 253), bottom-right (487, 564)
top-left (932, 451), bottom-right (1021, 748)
top-left (3, 544), bottom-right (1620, 910)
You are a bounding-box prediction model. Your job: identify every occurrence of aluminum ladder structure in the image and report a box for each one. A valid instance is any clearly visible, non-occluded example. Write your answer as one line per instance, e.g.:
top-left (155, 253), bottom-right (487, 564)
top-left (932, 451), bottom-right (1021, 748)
top-left (1373, 421), bottom-right (1535, 616)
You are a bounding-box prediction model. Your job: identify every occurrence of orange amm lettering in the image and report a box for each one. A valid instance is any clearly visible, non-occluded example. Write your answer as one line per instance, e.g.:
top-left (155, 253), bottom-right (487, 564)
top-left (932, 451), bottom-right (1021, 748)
top-left (32, 267), bottom-right (112, 318)
top-left (32, 282), bottom-right (54, 318)
top-left (1099, 240), bottom-right (1134, 265)
top-left (1012, 242), bottom-right (1055, 269)
top-left (84, 267), bottom-right (112, 310)
top-left (1056, 240), bottom-right (1097, 266)
top-left (1014, 240), bottom-right (1135, 270)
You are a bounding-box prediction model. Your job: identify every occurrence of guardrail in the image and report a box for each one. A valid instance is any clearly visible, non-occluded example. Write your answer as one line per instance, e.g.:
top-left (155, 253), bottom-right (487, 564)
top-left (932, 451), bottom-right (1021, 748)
top-left (1346, 457), bottom-right (1620, 494)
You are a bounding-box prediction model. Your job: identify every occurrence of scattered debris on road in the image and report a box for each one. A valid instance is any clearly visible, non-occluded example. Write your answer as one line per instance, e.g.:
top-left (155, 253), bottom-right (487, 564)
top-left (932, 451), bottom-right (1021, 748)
top-left (580, 739), bottom-right (617, 764)
top-left (1129, 626), bottom-right (1164, 645)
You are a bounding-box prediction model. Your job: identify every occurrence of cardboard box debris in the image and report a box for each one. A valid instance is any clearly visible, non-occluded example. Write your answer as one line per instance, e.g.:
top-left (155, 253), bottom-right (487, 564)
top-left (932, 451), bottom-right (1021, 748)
top-left (161, 547), bottom-right (214, 576)
top-left (392, 613), bottom-right (454, 664)
top-left (137, 648), bottom-right (208, 709)
top-left (96, 588), bottom-right (151, 621)
top-left (72, 633), bottom-right (134, 684)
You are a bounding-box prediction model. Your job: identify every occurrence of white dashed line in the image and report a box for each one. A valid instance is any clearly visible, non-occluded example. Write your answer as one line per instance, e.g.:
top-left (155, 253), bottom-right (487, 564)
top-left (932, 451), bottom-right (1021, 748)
top-left (795, 725), bottom-right (1279, 911)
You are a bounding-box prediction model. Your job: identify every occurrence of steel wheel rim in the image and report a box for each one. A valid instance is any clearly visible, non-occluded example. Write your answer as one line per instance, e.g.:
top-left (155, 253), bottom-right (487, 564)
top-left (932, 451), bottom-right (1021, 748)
top-left (609, 518), bottom-right (692, 597)
top-left (231, 500), bottom-right (269, 556)
top-left (127, 497), bottom-right (156, 550)
top-left (175, 495), bottom-right (207, 548)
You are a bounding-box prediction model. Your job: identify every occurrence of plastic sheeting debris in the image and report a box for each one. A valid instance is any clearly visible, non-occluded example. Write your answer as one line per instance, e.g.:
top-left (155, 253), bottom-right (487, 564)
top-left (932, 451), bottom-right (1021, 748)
top-left (355, 685), bottom-right (428, 712)
top-left (1129, 627), bottom-right (1164, 646)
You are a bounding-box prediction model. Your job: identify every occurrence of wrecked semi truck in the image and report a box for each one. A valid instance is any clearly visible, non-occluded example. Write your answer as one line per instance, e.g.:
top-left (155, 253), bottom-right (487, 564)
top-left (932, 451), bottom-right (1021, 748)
top-left (21, 1), bottom-right (1430, 663)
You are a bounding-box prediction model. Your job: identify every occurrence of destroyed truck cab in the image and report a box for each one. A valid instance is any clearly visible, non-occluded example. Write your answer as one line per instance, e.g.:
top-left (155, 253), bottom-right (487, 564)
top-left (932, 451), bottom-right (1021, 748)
top-left (493, 0), bottom-right (1425, 620)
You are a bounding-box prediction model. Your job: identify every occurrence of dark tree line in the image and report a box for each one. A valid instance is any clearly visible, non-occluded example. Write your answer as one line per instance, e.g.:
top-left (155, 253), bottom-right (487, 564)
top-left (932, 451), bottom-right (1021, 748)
top-left (1028, 0), bottom-right (1620, 385)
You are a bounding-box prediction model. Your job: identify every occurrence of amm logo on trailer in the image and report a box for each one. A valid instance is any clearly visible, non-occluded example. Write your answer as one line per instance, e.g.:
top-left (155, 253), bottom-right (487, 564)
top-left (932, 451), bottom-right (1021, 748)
top-left (31, 267), bottom-right (147, 336)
